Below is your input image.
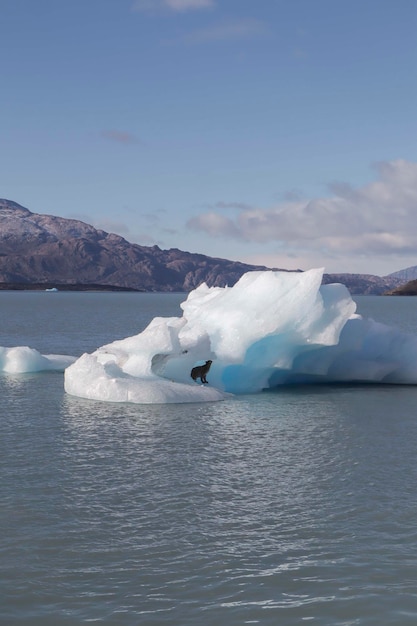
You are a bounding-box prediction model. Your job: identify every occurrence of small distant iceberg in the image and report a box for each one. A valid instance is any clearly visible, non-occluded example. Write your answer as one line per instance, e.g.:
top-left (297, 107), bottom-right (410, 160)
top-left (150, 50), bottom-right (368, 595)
top-left (64, 268), bottom-right (417, 405)
top-left (45, 287), bottom-right (59, 292)
top-left (0, 346), bottom-right (75, 374)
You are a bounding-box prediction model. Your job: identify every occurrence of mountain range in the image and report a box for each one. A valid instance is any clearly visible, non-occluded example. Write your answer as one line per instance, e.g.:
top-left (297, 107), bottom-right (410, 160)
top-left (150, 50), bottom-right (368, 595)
top-left (0, 199), bottom-right (411, 294)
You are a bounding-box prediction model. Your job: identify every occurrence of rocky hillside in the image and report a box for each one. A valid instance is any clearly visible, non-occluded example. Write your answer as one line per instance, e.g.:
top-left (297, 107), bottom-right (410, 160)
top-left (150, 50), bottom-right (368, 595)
top-left (385, 279), bottom-right (417, 296)
top-left (0, 199), bottom-right (405, 293)
top-left (321, 272), bottom-right (401, 295)
top-left (0, 199), bottom-right (277, 291)
top-left (386, 265), bottom-right (417, 283)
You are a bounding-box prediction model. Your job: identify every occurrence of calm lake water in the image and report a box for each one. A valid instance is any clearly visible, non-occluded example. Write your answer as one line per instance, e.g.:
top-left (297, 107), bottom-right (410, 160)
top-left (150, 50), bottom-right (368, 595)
top-left (1, 292), bottom-right (417, 625)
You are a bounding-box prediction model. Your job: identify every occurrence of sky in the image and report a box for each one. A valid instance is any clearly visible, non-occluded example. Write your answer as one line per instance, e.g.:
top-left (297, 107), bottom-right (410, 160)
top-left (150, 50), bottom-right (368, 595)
top-left (1, 0), bottom-right (416, 276)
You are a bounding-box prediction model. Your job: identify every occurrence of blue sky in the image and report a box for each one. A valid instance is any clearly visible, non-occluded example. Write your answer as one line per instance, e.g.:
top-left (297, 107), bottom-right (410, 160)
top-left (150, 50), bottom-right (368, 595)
top-left (1, 0), bottom-right (416, 275)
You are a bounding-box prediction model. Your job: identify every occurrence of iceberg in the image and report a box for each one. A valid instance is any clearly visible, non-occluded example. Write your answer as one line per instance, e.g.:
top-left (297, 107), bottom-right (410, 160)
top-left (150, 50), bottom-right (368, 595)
top-left (0, 346), bottom-right (75, 374)
top-left (64, 268), bottom-right (417, 405)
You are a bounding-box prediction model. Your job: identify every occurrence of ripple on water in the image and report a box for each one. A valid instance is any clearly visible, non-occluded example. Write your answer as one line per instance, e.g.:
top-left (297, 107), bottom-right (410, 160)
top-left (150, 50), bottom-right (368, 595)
top-left (2, 376), bottom-right (417, 624)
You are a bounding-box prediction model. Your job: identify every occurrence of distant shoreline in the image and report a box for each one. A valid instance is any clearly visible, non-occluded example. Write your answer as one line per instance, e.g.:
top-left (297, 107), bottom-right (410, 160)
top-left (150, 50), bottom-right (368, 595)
top-left (0, 283), bottom-right (142, 292)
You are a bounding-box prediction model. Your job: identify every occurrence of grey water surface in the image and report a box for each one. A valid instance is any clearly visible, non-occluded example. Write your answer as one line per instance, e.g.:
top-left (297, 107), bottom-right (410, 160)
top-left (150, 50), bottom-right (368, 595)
top-left (1, 292), bottom-right (417, 625)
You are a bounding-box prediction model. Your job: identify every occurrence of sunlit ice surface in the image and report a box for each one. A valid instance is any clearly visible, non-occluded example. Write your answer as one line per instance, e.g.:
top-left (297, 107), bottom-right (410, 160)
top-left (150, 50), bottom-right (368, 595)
top-left (60, 268), bottom-right (417, 404)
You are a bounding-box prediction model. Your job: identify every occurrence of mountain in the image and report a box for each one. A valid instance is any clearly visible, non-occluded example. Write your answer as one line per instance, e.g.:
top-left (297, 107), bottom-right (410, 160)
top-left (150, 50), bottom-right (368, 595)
top-left (385, 279), bottom-right (417, 296)
top-left (321, 272), bottom-right (401, 295)
top-left (0, 199), bottom-right (278, 291)
top-left (0, 199), bottom-right (405, 294)
top-left (386, 265), bottom-right (417, 282)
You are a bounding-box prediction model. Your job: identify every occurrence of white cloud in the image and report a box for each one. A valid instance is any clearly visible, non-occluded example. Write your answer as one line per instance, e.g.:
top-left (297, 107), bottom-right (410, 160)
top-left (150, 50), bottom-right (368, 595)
top-left (101, 130), bottom-right (140, 145)
top-left (166, 0), bottom-right (214, 10)
top-left (132, 0), bottom-right (214, 13)
top-left (208, 201), bottom-right (253, 211)
top-left (182, 18), bottom-right (267, 43)
top-left (188, 212), bottom-right (240, 238)
top-left (187, 159), bottom-right (417, 261)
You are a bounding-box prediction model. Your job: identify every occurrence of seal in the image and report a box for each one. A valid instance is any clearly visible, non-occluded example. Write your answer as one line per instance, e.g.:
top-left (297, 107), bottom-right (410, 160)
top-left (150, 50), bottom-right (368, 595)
top-left (190, 360), bottom-right (212, 384)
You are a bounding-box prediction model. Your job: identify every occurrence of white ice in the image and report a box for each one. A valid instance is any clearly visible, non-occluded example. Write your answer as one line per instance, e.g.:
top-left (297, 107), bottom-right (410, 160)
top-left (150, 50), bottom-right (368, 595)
top-left (0, 346), bottom-right (75, 374)
top-left (63, 268), bottom-right (417, 404)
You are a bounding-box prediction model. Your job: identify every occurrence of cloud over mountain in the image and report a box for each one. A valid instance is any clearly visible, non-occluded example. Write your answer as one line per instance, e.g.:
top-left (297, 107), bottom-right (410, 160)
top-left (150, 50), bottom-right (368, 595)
top-left (187, 160), bottom-right (417, 259)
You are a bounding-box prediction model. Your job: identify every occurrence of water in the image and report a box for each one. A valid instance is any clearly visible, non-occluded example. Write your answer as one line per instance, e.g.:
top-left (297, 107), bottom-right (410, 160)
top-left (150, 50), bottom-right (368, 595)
top-left (1, 292), bottom-right (417, 625)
